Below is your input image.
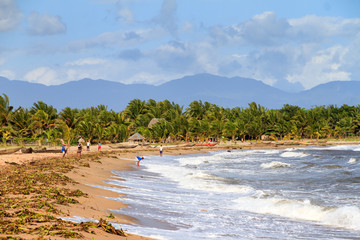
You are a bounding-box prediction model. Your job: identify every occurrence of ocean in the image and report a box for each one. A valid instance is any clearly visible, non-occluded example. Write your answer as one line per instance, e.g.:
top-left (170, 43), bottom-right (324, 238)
top-left (101, 145), bottom-right (360, 239)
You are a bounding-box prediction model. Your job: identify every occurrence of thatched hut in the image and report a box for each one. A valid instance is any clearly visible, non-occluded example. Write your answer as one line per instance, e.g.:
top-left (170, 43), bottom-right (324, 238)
top-left (148, 118), bottom-right (160, 128)
top-left (128, 133), bottom-right (146, 144)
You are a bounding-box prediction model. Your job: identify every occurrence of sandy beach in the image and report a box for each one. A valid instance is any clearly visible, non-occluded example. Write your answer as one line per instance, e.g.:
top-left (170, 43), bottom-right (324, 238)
top-left (0, 139), bottom-right (359, 239)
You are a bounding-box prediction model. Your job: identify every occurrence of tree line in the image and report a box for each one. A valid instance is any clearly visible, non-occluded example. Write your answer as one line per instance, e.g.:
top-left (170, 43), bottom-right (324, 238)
top-left (1, 94), bottom-right (360, 146)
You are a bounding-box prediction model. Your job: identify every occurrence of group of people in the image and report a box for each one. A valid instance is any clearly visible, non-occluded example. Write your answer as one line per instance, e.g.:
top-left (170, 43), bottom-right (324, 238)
top-left (136, 145), bottom-right (163, 166)
top-left (61, 140), bottom-right (164, 166)
top-left (62, 141), bottom-right (102, 159)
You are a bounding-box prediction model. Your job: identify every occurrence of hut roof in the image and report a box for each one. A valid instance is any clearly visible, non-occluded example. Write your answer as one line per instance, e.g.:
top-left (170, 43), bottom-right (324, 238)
top-left (128, 133), bottom-right (145, 141)
top-left (148, 118), bottom-right (160, 128)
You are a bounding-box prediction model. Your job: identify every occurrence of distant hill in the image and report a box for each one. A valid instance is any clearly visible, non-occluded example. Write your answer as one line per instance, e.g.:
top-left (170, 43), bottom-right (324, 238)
top-left (0, 74), bottom-right (359, 111)
top-left (292, 81), bottom-right (360, 107)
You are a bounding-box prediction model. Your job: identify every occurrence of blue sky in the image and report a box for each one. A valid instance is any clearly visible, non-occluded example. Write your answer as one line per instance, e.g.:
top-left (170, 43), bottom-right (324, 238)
top-left (0, 0), bottom-right (359, 90)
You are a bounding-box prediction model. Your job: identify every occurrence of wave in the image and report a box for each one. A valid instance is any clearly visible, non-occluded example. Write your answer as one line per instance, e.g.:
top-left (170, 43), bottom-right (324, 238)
top-left (176, 154), bottom-right (226, 166)
top-left (176, 156), bottom-right (210, 166)
top-left (323, 164), bottom-right (342, 169)
top-left (280, 151), bottom-right (308, 158)
top-left (260, 161), bottom-right (291, 169)
top-left (146, 162), bottom-right (258, 194)
top-left (232, 197), bottom-right (360, 231)
top-left (325, 145), bottom-right (360, 151)
top-left (348, 158), bottom-right (358, 164)
top-left (262, 149), bottom-right (281, 155)
top-left (181, 172), bottom-right (257, 194)
top-left (176, 150), bottom-right (268, 166)
top-left (214, 150), bottom-right (259, 159)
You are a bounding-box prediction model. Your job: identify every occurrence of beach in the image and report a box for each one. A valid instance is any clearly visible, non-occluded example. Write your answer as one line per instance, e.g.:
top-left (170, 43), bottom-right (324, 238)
top-left (0, 139), bottom-right (359, 239)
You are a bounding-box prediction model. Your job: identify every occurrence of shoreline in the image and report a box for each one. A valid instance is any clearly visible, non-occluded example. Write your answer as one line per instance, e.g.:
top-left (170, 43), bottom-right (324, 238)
top-left (1, 139), bottom-right (359, 239)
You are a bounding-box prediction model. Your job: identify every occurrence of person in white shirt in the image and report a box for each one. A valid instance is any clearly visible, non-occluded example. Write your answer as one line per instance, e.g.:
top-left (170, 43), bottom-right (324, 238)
top-left (160, 145), bottom-right (163, 156)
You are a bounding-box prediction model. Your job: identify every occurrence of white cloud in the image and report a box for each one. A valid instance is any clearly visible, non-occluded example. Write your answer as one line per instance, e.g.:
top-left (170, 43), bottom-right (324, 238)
top-left (341, 33), bottom-right (360, 80)
top-left (24, 67), bottom-right (59, 85)
top-left (123, 72), bottom-right (167, 85)
top-left (0, 69), bottom-right (16, 79)
top-left (28, 11), bottom-right (66, 35)
top-left (66, 69), bottom-right (103, 82)
top-left (152, 0), bottom-right (178, 37)
top-left (289, 15), bottom-right (360, 41)
top-left (66, 27), bottom-right (166, 52)
top-left (239, 12), bottom-right (290, 45)
top-left (180, 21), bottom-right (194, 33)
top-left (65, 58), bottom-right (106, 66)
top-left (210, 13), bottom-right (360, 47)
top-left (117, 5), bottom-right (134, 25)
top-left (286, 45), bottom-right (351, 89)
top-left (5, 7), bottom-right (360, 90)
top-left (209, 12), bottom-right (290, 46)
top-left (203, 12), bottom-right (360, 89)
top-left (0, 0), bottom-right (23, 32)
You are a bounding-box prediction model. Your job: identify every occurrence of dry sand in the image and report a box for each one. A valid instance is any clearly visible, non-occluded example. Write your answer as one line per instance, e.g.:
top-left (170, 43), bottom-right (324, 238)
top-left (0, 140), bottom-right (359, 239)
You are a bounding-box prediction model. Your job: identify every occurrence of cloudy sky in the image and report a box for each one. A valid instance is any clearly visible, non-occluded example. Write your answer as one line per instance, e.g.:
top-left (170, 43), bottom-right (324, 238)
top-left (0, 0), bottom-right (359, 91)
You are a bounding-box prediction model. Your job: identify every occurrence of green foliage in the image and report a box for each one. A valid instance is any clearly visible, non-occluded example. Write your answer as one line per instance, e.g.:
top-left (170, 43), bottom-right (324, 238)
top-left (1, 95), bottom-right (360, 143)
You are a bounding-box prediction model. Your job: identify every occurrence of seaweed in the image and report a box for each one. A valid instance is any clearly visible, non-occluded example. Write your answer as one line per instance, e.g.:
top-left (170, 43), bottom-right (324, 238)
top-left (0, 153), bottom-right (127, 238)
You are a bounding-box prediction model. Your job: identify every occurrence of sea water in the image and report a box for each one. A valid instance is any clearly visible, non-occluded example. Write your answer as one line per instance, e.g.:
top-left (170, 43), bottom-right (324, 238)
top-left (98, 145), bottom-right (360, 239)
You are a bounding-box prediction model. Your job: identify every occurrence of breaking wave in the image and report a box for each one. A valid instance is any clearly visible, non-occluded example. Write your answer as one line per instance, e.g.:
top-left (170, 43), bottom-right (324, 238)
top-left (260, 161), bottom-right (291, 169)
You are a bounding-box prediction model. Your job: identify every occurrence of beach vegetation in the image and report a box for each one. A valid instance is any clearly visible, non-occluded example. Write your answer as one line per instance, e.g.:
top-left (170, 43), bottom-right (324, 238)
top-left (1, 94), bottom-right (360, 146)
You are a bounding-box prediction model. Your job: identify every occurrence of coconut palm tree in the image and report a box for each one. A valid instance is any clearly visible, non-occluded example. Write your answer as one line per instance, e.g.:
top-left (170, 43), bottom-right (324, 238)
top-left (223, 120), bottom-right (237, 141)
top-left (30, 109), bottom-right (57, 146)
top-left (124, 99), bottom-right (147, 122)
top-left (58, 107), bottom-right (82, 145)
top-left (186, 100), bottom-right (206, 120)
top-left (11, 107), bottom-right (32, 145)
top-left (0, 94), bottom-right (14, 127)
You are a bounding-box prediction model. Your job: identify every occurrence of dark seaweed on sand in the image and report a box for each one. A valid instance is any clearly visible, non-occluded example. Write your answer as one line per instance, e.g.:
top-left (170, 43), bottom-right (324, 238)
top-left (0, 154), bottom-right (126, 238)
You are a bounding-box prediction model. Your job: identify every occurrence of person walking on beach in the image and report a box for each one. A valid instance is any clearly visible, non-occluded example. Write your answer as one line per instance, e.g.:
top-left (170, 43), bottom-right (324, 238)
top-left (136, 156), bottom-right (144, 166)
top-left (98, 142), bottom-right (101, 152)
top-left (77, 142), bottom-right (82, 159)
top-left (86, 140), bottom-right (90, 151)
top-left (160, 145), bottom-right (163, 156)
top-left (62, 144), bottom-right (67, 158)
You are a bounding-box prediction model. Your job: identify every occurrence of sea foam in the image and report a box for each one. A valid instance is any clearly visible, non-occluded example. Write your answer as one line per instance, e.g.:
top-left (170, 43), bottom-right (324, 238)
top-left (260, 161), bottom-right (291, 169)
top-left (348, 158), bottom-right (358, 164)
top-left (146, 161), bottom-right (256, 194)
top-left (232, 197), bottom-right (360, 231)
top-left (280, 151), bottom-right (308, 158)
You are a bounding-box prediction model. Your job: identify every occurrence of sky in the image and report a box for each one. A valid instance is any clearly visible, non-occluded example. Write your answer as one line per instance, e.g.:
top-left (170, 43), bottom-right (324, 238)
top-left (0, 0), bottom-right (360, 91)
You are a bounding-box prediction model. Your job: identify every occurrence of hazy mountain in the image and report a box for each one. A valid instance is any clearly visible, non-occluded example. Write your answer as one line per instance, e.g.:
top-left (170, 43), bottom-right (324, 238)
top-left (0, 75), bottom-right (359, 111)
top-left (291, 81), bottom-right (360, 107)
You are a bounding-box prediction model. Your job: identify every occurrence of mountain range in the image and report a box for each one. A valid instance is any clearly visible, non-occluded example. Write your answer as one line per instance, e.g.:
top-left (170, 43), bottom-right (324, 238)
top-left (1, 74), bottom-right (359, 111)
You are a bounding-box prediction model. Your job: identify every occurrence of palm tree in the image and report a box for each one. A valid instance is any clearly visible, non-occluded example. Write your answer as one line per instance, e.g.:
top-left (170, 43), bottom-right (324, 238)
top-left (58, 107), bottom-right (82, 145)
top-left (235, 118), bottom-right (246, 142)
top-left (209, 120), bottom-right (223, 142)
top-left (223, 120), bottom-right (237, 141)
top-left (124, 99), bottom-right (147, 122)
top-left (186, 100), bottom-right (206, 120)
top-left (10, 107), bottom-right (32, 145)
top-left (242, 102), bottom-right (267, 139)
top-left (30, 109), bottom-right (57, 146)
top-left (150, 119), bottom-right (173, 142)
top-left (106, 123), bottom-right (128, 142)
top-left (0, 94), bottom-right (14, 127)
top-left (30, 101), bottom-right (57, 120)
